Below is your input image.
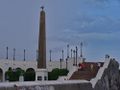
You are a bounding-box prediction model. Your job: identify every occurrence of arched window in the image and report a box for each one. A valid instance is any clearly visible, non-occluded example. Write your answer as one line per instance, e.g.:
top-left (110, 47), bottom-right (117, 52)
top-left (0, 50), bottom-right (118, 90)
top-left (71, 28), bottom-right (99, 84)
top-left (0, 68), bottom-right (3, 82)
top-left (24, 68), bottom-right (35, 81)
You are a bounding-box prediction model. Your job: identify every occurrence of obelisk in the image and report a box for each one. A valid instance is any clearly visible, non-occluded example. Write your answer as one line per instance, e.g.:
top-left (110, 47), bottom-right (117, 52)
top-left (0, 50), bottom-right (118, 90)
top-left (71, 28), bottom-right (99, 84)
top-left (36, 6), bottom-right (48, 81)
top-left (38, 6), bottom-right (46, 69)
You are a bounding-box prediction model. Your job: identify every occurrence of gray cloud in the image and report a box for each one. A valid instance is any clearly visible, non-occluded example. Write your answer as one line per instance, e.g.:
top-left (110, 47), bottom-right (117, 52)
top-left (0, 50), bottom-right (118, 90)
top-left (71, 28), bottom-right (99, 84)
top-left (49, 14), bottom-right (120, 45)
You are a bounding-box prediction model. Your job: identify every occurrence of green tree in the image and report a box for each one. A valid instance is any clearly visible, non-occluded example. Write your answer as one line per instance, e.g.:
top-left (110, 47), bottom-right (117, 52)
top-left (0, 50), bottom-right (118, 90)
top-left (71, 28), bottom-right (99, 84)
top-left (48, 68), bottom-right (69, 80)
top-left (5, 67), bottom-right (25, 81)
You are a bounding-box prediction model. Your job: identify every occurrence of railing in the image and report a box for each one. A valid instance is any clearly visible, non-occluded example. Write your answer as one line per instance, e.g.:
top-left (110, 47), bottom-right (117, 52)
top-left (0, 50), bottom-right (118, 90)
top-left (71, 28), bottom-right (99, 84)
top-left (90, 58), bottom-right (111, 88)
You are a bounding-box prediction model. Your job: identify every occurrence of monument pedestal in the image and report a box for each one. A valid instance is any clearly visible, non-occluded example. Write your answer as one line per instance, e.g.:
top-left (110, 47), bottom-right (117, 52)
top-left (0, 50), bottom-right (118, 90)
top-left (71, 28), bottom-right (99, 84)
top-left (36, 69), bottom-right (48, 81)
top-left (19, 75), bottom-right (24, 82)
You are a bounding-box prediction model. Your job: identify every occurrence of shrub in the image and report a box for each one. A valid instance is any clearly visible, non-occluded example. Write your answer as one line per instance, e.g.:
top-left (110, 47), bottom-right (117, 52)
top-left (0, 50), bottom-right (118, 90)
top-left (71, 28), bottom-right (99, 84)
top-left (48, 68), bottom-right (69, 80)
top-left (5, 68), bottom-right (25, 81)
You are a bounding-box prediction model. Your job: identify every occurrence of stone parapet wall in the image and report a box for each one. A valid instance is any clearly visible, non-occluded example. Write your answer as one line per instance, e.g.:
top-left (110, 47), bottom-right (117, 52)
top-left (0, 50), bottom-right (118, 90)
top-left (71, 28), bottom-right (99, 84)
top-left (0, 84), bottom-right (92, 90)
top-left (94, 59), bottom-right (120, 90)
top-left (90, 58), bottom-right (111, 87)
top-left (0, 80), bottom-right (92, 90)
top-left (0, 59), bottom-right (119, 90)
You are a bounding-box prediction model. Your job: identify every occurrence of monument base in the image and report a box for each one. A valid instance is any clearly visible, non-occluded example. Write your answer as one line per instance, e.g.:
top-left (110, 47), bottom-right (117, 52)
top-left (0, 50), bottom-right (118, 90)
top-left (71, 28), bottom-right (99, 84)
top-left (19, 75), bottom-right (24, 82)
top-left (36, 69), bottom-right (48, 81)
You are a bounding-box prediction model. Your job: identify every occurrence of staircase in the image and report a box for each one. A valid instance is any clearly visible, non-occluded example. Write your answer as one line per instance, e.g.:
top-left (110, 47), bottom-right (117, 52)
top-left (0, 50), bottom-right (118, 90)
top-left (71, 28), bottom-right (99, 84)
top-left (70, 70), bottom-right (97, 80)
top-left (70, 62), bottom-right (103, 80)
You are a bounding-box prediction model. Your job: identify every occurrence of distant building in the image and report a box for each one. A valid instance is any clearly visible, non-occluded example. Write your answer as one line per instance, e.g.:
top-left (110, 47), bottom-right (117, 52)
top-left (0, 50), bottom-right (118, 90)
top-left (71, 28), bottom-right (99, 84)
top-left (0, 57), bottom-right (84, 82)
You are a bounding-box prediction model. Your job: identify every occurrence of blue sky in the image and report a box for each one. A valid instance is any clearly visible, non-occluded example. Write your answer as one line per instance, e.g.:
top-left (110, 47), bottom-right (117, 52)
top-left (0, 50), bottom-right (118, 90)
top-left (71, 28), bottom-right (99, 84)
top-left (0, 0), bottom-right (120, 62)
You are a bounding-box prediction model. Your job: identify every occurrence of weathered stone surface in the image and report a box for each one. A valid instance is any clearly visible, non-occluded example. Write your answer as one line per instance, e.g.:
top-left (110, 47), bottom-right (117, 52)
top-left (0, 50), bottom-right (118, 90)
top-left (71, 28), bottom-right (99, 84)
top-left (54, 83), bottom-right (93, 90)
top-left (94, 59), bottom-right (120, 90)
top-left (0, 87), bottom-right (16, 90)
top-left (0, 83), bottom-right (93, 90)
top-left (0, 59), bottom-right (119, 90)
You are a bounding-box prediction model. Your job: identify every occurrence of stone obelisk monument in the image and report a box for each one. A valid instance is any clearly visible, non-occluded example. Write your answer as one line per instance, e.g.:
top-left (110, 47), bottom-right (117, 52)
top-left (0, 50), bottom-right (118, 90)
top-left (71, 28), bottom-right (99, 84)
top-left (38, 6), bottom-right (46, 69)
top-left (36, 6), bottom-right (48, 81)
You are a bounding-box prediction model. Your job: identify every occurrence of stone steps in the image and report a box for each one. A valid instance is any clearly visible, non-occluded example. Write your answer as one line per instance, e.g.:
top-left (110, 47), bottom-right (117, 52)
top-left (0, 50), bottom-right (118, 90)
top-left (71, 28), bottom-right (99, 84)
top-left (70, 63), bottom-right (101, 80)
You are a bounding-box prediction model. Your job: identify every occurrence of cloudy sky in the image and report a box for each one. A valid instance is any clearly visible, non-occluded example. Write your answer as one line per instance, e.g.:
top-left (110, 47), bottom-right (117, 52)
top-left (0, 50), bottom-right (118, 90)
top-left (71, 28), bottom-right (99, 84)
top-left (0, 0), bottom-right (120, 62)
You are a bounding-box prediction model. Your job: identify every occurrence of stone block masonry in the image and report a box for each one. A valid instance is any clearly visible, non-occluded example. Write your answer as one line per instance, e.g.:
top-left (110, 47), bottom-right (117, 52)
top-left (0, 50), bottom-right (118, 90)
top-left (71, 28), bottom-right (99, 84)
top-left (0, 58), bottom-right (120, 90)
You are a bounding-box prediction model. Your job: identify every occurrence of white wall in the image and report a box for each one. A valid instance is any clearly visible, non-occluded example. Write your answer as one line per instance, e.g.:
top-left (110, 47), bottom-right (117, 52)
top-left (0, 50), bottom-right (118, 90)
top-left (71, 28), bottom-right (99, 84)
top-left (0, 57), bottom-right (83, 81)
top-left (0, 57), bottom-right (83, 72)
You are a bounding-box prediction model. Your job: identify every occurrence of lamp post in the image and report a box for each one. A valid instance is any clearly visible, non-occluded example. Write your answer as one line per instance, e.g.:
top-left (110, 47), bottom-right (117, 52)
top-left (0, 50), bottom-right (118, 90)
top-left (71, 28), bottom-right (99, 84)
top-left (71, 49), bottom-right (73, 58)
top-left (66, 58), bottom-right (68, 70)
top-left (49, 50), bottom-right (52, 62)
top-left (80, 42), bottom-right (83, 58)
top-left (13, 48), bottom-right (16, 61)
top-left (6, 47), bottom-right (8, 59)
top-left (76, 46), bottom-right (78, 66)
top-left (62, 50), bottom-right (64, 61)
top-left (73, 50), bottom-right (76, 66)
top-left (60, 58), bottom-right (62, 69)
top-left (24, 49), bottom-right (26, 61)
top-left (67, 44), bottom-right (69, 58)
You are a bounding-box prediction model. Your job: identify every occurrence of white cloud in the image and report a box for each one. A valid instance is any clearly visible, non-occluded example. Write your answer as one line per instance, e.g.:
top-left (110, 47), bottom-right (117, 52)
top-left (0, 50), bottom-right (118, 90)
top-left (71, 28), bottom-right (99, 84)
top-left (76, 32), bottom-right (120, 40)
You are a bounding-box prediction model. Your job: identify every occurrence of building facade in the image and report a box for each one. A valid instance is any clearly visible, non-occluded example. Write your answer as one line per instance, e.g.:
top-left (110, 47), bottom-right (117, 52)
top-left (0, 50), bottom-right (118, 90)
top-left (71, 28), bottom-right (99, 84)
top-left (0, 57), bottom-right (83, 82)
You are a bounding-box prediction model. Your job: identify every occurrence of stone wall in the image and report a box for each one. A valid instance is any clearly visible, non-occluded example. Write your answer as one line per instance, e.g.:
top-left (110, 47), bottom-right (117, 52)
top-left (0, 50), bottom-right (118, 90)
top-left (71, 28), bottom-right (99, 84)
top-left (18, 83), bottom-right (93, 90)
top-left (0, 83), bottom-right (93, 90)
top-left (0, 59), bottom-right (119, 90)
top-left (94, 59), bottom-right (120, 90)
top-left (0, 80), bottom-right (92, 90)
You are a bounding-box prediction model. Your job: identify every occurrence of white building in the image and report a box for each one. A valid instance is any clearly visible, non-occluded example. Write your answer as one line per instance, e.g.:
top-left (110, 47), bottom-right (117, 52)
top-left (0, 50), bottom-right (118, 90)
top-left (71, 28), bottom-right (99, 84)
top-left (0, 57), bottom-right (84, 82)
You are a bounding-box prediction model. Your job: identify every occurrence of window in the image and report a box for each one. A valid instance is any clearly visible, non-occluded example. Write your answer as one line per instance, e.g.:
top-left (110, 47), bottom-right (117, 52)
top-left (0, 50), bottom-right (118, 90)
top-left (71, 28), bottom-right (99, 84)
top-left (37, 76), bottom-right (42, 81)
top-left (44, 76), bottom-right (47, 80)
